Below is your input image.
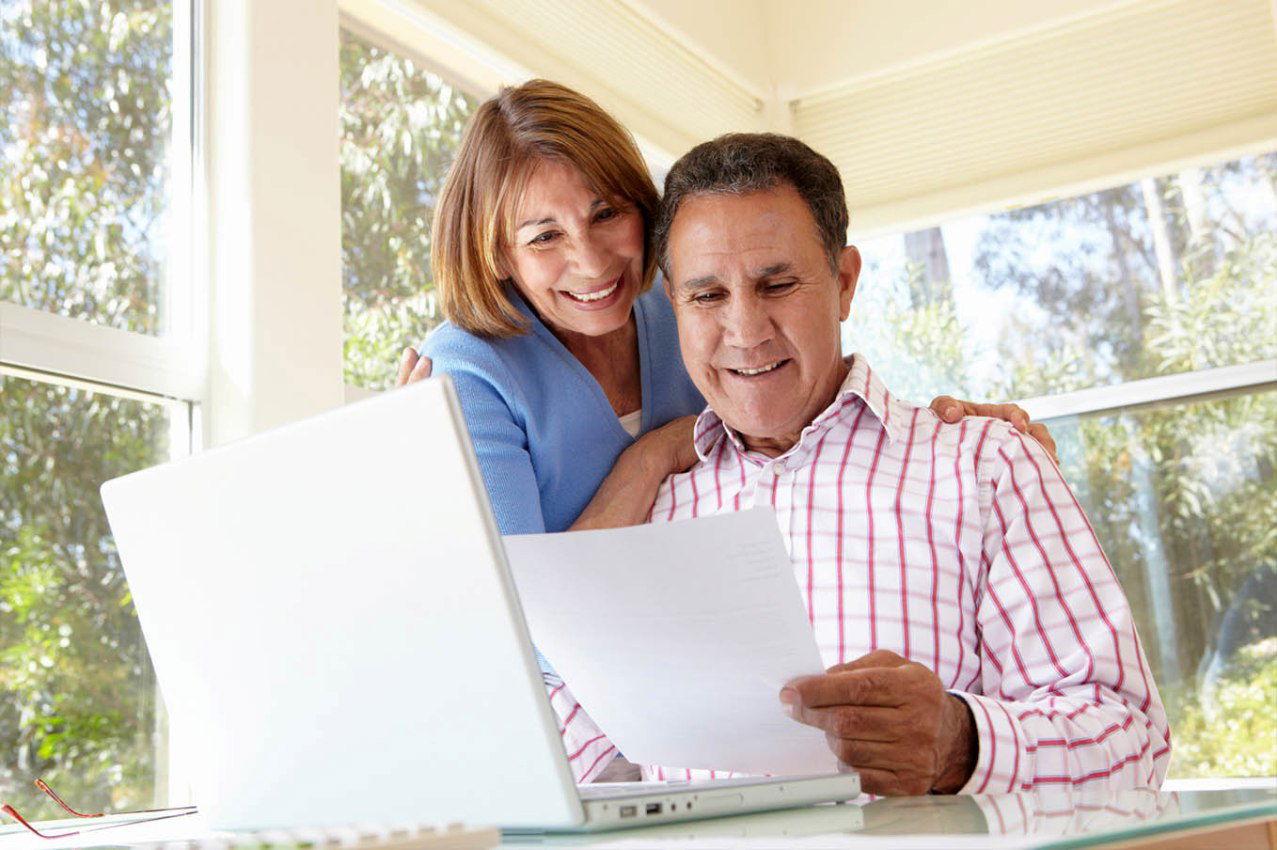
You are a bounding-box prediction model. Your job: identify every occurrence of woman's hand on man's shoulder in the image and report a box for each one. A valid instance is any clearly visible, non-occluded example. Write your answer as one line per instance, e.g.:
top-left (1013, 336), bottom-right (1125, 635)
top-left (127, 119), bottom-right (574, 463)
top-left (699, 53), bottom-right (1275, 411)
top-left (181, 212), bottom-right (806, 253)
top-left (928, 395), bottom-right (1058, 462)
top-left (396, 347), bottom-right (433, 387)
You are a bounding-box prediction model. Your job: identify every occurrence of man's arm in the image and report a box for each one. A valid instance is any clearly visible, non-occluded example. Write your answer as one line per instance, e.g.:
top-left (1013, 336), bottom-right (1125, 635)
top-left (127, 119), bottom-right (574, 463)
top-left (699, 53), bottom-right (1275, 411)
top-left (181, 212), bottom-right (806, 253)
top-left (955, 427), bottom-right (1170, 793)
top-left (543, 674), bottom-right (620, 783)
top-left (783, 427), bottom-right (1169, 795)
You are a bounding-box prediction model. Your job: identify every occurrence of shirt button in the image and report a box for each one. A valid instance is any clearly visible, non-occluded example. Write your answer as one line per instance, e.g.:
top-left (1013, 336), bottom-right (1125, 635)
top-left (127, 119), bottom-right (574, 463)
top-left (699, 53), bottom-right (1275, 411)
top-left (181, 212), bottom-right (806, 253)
top-left (772, 461), bottom-right (787, 475)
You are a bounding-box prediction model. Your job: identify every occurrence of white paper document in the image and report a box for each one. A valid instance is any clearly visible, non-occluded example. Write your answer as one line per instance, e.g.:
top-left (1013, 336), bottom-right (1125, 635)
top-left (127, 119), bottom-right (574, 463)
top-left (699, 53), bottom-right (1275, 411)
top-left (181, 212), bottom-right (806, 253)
top-left (503, 506), bottom-right (838, 776)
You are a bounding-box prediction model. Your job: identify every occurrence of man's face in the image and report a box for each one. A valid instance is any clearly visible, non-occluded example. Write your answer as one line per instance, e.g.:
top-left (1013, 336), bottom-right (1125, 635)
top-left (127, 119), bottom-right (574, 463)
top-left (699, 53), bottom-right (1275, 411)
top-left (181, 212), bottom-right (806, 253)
top-left (665, 184), bottom-right (860, 456)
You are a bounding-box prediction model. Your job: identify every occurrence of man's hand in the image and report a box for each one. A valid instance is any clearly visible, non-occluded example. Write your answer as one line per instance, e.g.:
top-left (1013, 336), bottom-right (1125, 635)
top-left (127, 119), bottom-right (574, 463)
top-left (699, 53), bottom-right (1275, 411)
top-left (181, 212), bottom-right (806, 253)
top-left (780, 649), bottom-right (977, 796)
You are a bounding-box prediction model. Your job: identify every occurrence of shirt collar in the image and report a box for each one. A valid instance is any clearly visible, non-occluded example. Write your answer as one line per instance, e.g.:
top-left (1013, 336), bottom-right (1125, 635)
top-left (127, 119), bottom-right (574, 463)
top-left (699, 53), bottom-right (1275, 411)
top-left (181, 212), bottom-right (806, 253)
top-left (691, 353), bottom-right (910, 463)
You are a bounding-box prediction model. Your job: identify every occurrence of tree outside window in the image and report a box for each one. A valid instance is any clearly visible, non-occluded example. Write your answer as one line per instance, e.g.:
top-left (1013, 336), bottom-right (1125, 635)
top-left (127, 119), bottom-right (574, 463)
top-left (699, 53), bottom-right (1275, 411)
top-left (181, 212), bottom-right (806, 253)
top-left (340, 29), bottom-right (477, 391)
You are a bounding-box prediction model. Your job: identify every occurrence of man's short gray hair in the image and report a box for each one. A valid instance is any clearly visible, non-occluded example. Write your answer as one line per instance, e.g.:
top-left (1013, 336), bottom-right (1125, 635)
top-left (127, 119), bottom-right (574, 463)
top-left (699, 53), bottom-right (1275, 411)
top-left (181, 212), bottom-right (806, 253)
top-left (653, 133), bottom-right (849, 276)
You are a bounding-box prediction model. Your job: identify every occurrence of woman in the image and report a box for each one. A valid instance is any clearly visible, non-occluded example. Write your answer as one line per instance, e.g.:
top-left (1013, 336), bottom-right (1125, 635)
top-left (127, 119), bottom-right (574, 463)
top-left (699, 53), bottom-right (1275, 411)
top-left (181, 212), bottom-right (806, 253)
top-left (403, 79), bottom-right (1053, 537)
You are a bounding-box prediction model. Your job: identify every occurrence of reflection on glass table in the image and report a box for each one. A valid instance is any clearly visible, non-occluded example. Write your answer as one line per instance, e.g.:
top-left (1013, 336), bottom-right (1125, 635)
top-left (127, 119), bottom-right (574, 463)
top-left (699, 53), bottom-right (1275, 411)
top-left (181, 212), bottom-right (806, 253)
top-left (511, 787), bottom-right (1275, 848)
top-left (1, 788), bottom-right (1271, 848)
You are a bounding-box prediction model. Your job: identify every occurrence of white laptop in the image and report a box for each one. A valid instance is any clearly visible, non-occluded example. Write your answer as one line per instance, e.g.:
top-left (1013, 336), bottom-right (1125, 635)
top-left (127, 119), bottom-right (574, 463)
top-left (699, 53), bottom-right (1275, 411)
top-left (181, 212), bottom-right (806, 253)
top-left (100, 377), bottom-right (859, 833)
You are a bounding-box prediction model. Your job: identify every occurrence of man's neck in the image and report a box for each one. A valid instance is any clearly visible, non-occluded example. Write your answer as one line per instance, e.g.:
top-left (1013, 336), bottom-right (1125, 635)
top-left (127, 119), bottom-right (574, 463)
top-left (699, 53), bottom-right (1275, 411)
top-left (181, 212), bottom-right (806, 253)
top-left (738, 357), bottom-right (852, 458)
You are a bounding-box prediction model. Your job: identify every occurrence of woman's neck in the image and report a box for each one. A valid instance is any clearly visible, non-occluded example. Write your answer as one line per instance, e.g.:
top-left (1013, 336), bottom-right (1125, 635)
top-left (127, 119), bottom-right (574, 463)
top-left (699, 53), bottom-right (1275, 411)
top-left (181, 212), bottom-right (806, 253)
top-left (553, 316), bottom-right (642, 417)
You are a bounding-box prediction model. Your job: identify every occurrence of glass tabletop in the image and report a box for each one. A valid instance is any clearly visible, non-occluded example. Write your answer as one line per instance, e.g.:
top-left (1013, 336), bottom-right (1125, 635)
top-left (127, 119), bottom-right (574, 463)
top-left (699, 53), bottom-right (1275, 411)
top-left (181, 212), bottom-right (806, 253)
top-left (508, 787), bottom-right (1276, 848)
top-left (859, 787), bottom-right (1275, 848)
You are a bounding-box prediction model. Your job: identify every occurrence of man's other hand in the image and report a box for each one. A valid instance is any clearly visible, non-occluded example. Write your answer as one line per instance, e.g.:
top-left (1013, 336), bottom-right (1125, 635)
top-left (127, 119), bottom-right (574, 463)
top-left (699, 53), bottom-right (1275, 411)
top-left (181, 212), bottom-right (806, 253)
top-left (780, 649), bottom-right (977, 796)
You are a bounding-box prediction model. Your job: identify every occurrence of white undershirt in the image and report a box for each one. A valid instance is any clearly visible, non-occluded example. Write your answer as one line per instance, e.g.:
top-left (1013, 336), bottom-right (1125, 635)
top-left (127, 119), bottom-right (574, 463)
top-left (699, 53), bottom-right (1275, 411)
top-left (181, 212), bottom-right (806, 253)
top-left (618, 408), bottom-right (642, 438)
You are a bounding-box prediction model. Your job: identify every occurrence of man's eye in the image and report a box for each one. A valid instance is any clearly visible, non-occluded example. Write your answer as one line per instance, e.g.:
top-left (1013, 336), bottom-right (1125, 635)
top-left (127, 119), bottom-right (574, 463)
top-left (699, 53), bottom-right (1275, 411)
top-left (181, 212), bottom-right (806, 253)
top-left (692, 291), bottom-right (724, 304)
top-left (764, 281), bottom-right (796, 294)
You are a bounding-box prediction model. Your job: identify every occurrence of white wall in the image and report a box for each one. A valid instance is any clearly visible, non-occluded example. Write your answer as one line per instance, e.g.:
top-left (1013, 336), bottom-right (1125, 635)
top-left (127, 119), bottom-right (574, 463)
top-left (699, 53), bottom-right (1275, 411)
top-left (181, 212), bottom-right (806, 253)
top-left (204, 0), bottom-right (345, 446)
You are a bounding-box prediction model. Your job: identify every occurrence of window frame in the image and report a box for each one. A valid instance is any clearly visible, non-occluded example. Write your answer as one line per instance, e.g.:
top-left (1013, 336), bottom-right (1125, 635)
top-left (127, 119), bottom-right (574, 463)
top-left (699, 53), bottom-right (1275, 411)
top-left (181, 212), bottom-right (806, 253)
top-left (1024, 359), bottom-right (1277, 422)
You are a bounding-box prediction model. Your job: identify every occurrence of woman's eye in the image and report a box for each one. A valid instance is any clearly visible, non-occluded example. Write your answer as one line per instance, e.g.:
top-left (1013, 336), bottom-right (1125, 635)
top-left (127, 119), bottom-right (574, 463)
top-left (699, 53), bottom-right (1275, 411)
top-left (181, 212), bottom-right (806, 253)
top-left (529, 231), bottom-right (559, 246)
top-left (595, 207), bottom-right (618, 222)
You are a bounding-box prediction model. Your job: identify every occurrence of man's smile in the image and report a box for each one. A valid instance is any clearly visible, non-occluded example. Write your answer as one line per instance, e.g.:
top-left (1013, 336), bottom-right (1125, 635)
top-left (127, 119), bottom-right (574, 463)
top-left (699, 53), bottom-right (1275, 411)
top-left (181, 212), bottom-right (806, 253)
top-left (726, 359), bottom-right (791, 377)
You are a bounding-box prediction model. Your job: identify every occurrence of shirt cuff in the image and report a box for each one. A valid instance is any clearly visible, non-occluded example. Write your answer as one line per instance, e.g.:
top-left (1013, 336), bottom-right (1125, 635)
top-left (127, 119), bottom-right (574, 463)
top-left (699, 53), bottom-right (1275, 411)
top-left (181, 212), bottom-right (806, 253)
top-left (950, 691), bottom-right (1028, 795)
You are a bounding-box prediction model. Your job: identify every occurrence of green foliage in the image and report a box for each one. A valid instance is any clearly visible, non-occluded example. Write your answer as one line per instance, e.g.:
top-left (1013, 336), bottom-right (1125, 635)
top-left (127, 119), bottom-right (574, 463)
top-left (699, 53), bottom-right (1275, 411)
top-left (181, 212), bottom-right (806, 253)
top-left (1168, 640), bottom-right (1277, 777)
top-left (1, 0), bottom-right (171, 816)
top-left (1063, 394), bottom-right (1277, 698)
top-left (339, 31), bottom-right (476, 390)
top-left (974, 186), bottom-right (1154, 391)
top-left (0, 0), bottom-right (170, 333)
top-left (1145, 230), bottom-right (1277, 374)
top-left (1, 379), bottom-right (168, 817)
top-left (845, 262), bottom-right (970, 402)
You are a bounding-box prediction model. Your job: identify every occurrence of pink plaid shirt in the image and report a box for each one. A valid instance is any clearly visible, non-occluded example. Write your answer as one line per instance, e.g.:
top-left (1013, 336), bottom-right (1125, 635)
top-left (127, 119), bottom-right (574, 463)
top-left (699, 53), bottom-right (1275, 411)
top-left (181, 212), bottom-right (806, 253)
top-left (551, 355), bottom-right (1170, 792)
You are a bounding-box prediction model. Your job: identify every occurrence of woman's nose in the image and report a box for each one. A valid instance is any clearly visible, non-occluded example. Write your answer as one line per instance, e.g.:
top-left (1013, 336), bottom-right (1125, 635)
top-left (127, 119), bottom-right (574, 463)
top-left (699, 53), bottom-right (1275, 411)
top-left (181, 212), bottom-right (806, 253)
top-left (570, 233), bottom-right (613, 278)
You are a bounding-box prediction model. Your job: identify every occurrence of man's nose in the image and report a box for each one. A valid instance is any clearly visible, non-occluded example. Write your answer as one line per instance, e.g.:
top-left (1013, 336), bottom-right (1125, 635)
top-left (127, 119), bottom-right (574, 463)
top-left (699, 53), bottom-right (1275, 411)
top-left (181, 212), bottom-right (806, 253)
top-left (722, 294), bottom-right (773, 348)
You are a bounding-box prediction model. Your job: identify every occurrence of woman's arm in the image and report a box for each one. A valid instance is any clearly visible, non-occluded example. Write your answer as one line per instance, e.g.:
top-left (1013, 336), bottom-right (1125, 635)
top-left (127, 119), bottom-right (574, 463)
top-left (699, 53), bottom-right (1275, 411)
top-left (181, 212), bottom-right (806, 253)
top-left (399, 347), bottom-right (697, 532)
top-left (446, 368), bottom-right (550, 535)
top-left (398, 346), bottom-right (548, 532)
top-left (570, 415), bottom-right (698, 531)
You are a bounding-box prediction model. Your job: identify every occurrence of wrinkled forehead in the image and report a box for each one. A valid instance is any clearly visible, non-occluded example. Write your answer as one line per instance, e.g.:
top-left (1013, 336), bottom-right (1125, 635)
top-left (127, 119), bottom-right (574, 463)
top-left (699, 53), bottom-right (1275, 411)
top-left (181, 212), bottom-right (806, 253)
top-left (500, 154), bottom-right (632, 241)
top-left (666, 187), bottom-right (829, 280)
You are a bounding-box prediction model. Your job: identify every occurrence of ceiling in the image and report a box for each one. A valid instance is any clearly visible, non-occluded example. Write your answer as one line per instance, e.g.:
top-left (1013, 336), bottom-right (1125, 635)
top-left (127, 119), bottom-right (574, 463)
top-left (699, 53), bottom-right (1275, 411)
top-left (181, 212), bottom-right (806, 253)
top-left (349, 0), bottom-right (1277, 234)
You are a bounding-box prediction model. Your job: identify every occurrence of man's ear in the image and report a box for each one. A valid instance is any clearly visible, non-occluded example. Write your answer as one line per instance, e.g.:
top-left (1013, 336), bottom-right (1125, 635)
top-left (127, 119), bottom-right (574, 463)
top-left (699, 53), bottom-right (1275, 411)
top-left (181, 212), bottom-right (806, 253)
top-left (837, 245), bottom-right (861, 321)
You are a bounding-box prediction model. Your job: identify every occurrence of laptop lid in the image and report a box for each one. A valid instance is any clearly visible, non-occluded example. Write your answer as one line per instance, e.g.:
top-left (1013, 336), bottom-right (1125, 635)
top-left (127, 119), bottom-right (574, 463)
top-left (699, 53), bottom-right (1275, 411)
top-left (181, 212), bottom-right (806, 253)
top-left (101, 378), bottom-right (584, 830)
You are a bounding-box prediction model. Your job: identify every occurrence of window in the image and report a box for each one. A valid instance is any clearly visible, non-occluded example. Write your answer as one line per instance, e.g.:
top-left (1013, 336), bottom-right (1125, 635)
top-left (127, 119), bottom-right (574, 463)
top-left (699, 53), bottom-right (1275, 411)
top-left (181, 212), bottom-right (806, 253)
top-left (845, 153), bottom-right (1276, 402)
top-left (1, 0), bottom-right (176, 337)
top-left (844, 151), bottom-right (1277, 778)
top-left (1051, 391), bottom-right (1276, 778)
top-left (339, 28), bottom-right (478, 391)
top-left (0, 376), bottom-right (186, 815)
top-left (1, 0), bottom-right (196, 815)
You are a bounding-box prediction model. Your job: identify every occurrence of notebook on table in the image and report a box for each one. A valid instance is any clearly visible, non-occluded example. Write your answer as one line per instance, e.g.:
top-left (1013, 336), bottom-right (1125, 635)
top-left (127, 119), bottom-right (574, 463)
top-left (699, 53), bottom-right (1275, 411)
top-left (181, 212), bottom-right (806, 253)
top-left (100, 377), bottom-right (859, 833)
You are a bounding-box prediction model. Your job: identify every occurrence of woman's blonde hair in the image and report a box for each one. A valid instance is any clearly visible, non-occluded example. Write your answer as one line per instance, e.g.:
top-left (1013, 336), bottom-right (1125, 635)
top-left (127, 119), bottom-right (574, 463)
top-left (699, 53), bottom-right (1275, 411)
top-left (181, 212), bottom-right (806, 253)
top-left (431, 79), bottom-right (660, 338)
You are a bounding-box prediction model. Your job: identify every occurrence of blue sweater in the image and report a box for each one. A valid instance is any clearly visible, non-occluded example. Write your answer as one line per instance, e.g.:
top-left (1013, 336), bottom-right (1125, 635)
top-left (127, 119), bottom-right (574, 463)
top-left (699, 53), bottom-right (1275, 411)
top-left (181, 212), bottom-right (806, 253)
top-left (422, 284), bottom-right (705, 535)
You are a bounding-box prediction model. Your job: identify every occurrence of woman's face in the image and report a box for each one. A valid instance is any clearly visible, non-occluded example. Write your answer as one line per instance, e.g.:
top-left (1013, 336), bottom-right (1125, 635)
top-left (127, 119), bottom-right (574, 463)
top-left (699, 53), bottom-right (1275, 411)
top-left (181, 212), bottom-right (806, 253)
top-left (503, 158), bottom-right (645, 339)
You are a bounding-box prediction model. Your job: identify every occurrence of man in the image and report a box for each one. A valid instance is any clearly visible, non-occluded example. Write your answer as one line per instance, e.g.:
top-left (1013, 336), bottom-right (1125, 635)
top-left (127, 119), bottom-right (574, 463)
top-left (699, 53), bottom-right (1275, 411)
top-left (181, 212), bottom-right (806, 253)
top-left (556, 133), bottom-right (1170, 795)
